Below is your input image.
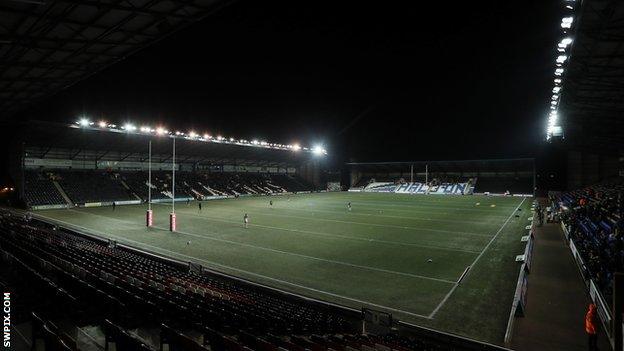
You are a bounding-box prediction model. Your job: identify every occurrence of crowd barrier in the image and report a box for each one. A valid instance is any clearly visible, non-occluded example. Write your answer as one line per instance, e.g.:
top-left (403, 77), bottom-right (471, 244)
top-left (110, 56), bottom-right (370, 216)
top-left (503, 205), bottom-right (536, 345)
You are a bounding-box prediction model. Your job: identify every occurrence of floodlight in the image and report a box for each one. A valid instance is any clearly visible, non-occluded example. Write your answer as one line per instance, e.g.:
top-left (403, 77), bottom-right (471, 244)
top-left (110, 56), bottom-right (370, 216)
top-left (555, 68), bottom-right (564, 76)
top-left (156, 127), bottom-right (166, 135)
top-left (203, 134), bottom-right (211, 139)
top-left (78, 118), bottom-right (90, 127)
top-left (554, 78), bottom-right (562, 83)
top-left (98, 121), bottom-right (107, 128)
top-left (561, 16), bottom-right (573, 29)
top-left (552, 87), bottom-right (561, 93)
top-left (189, 131), bottom-right (197, 138)
top-left (556, 55), bottom-right (567, 63)
top-left (140, 126), bottom-right (151, 133)
top-left (312, 145), bottom-right (325, 155)
top-left (292, 144), bottom-right (301, 151)
top-left (124, 123), bottom-right (136, 131)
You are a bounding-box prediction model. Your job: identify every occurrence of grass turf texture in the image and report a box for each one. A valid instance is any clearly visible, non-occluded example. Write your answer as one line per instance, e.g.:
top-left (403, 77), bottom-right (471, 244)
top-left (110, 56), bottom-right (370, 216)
top-left (36, 192), bottom-right (531, 344)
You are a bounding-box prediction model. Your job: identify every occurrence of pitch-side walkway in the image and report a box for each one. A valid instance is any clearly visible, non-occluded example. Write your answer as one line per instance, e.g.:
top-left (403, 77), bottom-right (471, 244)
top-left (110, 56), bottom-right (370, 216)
top-left (511, 209), bottom-right (611, 350)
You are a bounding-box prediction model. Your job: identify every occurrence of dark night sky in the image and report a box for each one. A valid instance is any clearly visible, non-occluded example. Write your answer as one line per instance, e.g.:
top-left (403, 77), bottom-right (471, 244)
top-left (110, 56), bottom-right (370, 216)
top-left (15, 0), bottom-right (563, 164)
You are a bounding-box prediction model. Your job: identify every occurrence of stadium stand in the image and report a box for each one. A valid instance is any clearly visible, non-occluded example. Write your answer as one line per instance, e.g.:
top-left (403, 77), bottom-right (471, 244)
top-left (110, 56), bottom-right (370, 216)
top-left (551, 179), bottom-right (624, 302)
top-left (20, 168), bottom-right (316, 209)
top-left (23, 171), bottom-right (67, 207)
top-left (121, 171), bottom-right (192, 201)
top-left (55, 170), bottom-right (134, 204)
top-left (8, 121), bottom-right (323, 209)
top-left (0, 209), bottom-right (508, 351)
top-left (347, 159), bottom-right (535, 195)
top-left (271, 174), bottom-right (316, 193)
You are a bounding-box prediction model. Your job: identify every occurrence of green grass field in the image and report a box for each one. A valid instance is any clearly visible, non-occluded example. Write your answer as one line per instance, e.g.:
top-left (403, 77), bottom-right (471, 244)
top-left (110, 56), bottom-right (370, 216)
top-left (34, 192), bottom-right (532, 344)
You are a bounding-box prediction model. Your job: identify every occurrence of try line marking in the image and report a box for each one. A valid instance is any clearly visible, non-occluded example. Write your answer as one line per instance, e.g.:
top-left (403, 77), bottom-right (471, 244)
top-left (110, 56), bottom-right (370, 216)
top-left (31, 213), bottom-right (434, 320)
top-left (428, 197), bottom-right (527, 319)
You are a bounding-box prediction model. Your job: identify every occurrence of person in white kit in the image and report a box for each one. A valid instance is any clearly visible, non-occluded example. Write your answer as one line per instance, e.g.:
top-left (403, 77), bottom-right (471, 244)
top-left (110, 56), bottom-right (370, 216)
top-left (243, 213), bottom-right (249, 229)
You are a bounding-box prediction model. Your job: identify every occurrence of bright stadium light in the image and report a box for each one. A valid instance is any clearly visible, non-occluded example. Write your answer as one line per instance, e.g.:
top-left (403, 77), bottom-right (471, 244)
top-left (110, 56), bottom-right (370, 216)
top-left (555, 68), bottom-right (564, 76)
top-left (292, 143), bottom-right (301, 151)
top-left (98, 121), bottom-right (107, 128)
top-left (312, 145), bottom-right (325, 155)
top-left (203, 133), bottom-right (211, 139)
top-left (561, 16), bottom-right (573, 29)
top-left (140, 126), bottom-right (151, 133)
top-left (78, 118), bottom-right (90, 127)
top-left (560, 37), bottom-right (573, 47)
top-left (552, 87), bottom-right (561, 93)
top-left (123, 123), bottom-right (136, 132)
top-left (554, 78), bottom-right (562, 84)
top-left (156, 127), bottom-right (166, 135)
top-left (189, 131), bottom-right (197, 138)
top-left (556, 55), bottom-right (567, 63)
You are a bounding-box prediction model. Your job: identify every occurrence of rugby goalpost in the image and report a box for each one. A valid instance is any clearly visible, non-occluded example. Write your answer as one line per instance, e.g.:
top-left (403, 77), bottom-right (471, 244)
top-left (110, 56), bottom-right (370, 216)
top-left (145, 137), bottom-right (178, 231)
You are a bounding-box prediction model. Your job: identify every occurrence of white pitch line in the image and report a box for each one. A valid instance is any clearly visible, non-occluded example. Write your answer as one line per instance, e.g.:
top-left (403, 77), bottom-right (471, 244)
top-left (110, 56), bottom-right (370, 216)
top-left (151, 202), bottom-right (492, 237)
top-left (304, 199), bottom-right (520, 212)
top-left (221, 201), bottom-right (510, 220)
top-left (201, 202), bottom-right (499, 226)
top-left (150, 207), bottom-right (482, 254)
top-left (69, 208), bottom-right (481, 253)
top-left (427, 197), bottom-right (527, 319)
top-left (153, 226), bottom-right (456, 284)
top-left (31, 213), bottom-right (434, 320)
top-left (66, 209), bottom-right (458, 283)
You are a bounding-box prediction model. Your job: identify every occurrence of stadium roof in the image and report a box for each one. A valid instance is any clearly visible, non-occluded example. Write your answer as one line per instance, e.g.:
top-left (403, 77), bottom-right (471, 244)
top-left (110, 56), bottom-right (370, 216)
top-left (11, 121), bottom-right (316, 167)
top-left (554, 0), bottom-right (624, 155)
top-left (0, 0), bottom-right (233, 117)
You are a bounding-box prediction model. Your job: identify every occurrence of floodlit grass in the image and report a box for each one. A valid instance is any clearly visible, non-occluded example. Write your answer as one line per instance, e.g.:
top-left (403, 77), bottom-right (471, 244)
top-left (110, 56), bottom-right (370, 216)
top-left (37, 192), bottom-right (531, 344)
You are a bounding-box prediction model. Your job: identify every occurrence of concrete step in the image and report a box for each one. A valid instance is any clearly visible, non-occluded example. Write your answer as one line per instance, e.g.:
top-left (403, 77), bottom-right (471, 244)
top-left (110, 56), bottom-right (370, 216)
top-left (52, 180), bottom-right (73, 207)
